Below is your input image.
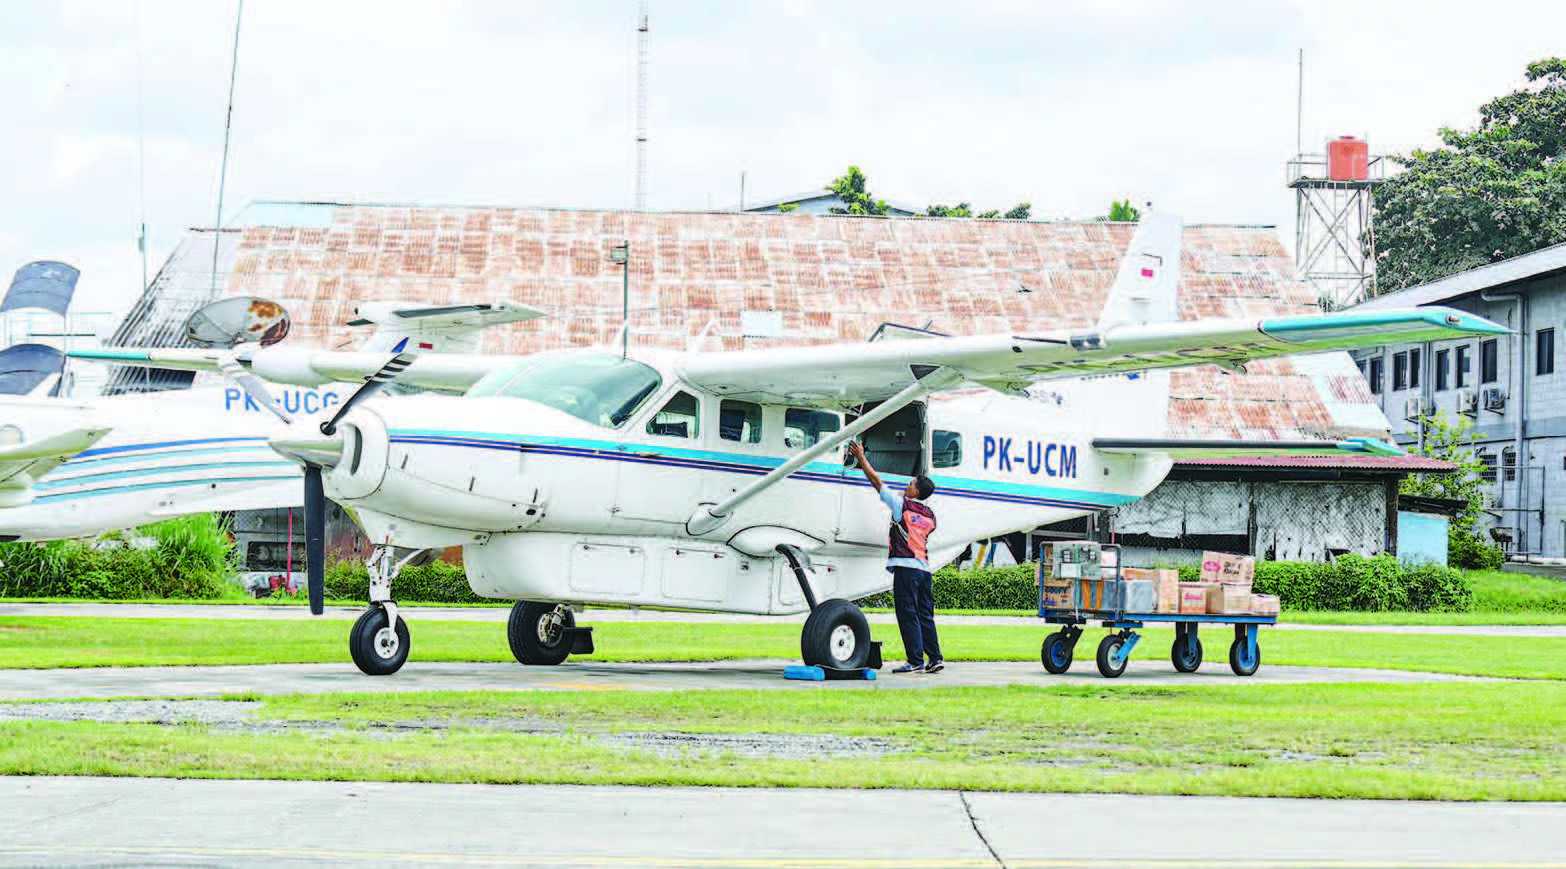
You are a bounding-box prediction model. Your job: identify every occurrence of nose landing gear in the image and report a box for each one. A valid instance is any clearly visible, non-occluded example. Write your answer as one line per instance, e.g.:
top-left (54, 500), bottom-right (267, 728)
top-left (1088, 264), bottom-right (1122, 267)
top-left (347, 544), bottom-right (426, 676)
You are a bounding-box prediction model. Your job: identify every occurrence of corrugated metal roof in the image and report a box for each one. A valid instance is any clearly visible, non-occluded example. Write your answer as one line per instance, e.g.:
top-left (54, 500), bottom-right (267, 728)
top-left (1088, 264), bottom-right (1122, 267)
top-left (1173, 455), bottom-right (1455, 472)
top-left (1354, 238), bottom-right (1566, 311)
top-left (114, 201), bottom-right (1390, 441)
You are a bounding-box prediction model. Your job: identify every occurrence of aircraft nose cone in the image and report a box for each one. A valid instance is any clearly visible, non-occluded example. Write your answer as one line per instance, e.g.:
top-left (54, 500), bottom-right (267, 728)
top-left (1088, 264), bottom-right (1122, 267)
top-left (269, 429), bottom-right (344, 468)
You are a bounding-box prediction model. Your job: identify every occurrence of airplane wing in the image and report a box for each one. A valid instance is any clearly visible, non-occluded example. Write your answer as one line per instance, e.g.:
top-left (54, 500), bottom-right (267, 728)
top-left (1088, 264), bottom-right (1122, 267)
top-left (70, 347), bottom-right (503, 392)
top-left (0, 425), bottom-right (113, 504)
top-left (1091, 436), bottom-right (1406, 459)
top-left (346, 301), bottom-right (546, 328)
top-left (676, 307), bottom-right (1508, 408)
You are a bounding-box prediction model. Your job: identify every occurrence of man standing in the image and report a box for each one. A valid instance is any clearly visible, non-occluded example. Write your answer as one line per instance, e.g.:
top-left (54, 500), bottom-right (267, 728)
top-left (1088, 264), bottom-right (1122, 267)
top-left (847, 440), bottom-right (943, 674)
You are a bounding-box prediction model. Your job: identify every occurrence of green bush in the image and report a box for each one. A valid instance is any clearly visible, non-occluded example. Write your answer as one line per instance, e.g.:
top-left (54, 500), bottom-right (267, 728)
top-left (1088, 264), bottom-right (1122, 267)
top-left (0, 514), bottom-right (238, 600)
top-left (857, 563), bottom-right (1038, 610)
top-left (324, 559), bottom-right (483, 603)
top-left (1450, 532), bottom-right (1506, 571)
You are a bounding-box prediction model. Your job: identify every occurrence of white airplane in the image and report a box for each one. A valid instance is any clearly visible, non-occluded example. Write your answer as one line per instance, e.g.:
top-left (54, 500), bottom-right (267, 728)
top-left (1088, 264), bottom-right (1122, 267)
top-left (75, 213), bottom-right (1507, 676)
top-left (0, 300), bottom-right (542, 546)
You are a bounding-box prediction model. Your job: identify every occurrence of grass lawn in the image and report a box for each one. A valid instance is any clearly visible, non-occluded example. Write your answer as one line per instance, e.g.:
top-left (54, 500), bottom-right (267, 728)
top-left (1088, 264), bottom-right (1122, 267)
top-left (1, 681), bottom-right (1560, 800)
top-left (4, 615), bottom-right (1566, 679)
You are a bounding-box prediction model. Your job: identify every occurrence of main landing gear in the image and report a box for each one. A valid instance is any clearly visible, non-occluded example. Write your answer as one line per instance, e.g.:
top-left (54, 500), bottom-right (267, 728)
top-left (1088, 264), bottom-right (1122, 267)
top-left (348, 545), bottom-right (426, 676)
top-left (508, 601), bottom-right (595, 665)
top-left (777, 544), bottom-right (882, 671)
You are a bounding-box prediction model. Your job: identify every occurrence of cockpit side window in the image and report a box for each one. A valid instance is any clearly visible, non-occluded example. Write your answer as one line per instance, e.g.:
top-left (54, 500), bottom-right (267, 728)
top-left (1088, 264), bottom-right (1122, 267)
top-left (647, 391), bottom-right (700, 439)
top-left (464, 353), bottom-right (661, 429)
top-left (719, 400), bottom-right (763, 444)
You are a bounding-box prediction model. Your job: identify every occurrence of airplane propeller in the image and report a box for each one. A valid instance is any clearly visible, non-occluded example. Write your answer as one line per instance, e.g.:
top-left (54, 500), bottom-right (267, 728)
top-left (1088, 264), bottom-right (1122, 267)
top-left (216, 341), bottom-right (415, 615)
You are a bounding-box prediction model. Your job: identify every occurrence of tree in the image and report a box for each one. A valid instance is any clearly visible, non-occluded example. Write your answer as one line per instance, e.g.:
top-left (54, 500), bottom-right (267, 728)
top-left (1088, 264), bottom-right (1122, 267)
top-left (777, 202), bottom-right (799, 213)
top-left (1399, 412), bottom-right (1506, 569)
top-left (1374, 58), bottom-right (1566, 291)
top-left (827, 166), bottom-right (890, 216)
top-left (1104, 199), bottom-right (1141, 222)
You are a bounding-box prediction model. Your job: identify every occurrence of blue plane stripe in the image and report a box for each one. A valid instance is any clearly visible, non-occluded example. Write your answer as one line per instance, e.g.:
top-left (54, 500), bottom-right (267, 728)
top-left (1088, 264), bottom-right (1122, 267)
top-left (33, 475), bottom-right (301, 505)
top-left (388, 430), bottom-right (1138, 508)
top-left (74, 436), bottom-right (270, 460)
top-left (62, 443), bottom-right (280, 469)
top-left (37, 461), bottom-right (297, 490)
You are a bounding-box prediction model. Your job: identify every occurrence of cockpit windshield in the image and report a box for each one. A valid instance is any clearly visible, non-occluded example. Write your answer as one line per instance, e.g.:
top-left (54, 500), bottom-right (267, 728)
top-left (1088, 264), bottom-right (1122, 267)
top-left (466, 353), bottom-right (662, 428)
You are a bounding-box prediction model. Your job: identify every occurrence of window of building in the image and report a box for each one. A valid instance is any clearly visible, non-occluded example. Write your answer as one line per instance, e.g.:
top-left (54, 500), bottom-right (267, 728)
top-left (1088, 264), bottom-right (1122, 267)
top-left (1502, 447), bottom-right (1518, 483)
top-left (1456, 345), bottom-right (1472, 388)
top-left (1392, 351), bottom-right (1409, 391)
top-left (1410, 348), bottom-right (1421, 389)
top-left (1367, 356), bottom-right (1384, 394)
top-left (783, 408), bottom-right (840, 449)
top-left (646, 391), bottom-right (699, 438)
top-left (1435, 348), bottom-right (1450, 391)
top-left (1481, 339), bottom-right (1499, 384)
top-left (718, 400), bottom-right (763, 443)
top-left (932, 430), bottom-right (962, 468)
top-left (1538, 328), bottom-right (1555, 376)
top-left (1355, 358), bottom-right (1368, 379)
top-left (1478, 450), bottom-right (1497, 484)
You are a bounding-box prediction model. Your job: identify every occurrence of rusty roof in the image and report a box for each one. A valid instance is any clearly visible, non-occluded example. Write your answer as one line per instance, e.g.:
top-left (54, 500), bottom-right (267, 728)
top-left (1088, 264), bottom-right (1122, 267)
top-left (1173, 455), bottom-right (1455, 473)
top-left (124, 201), bottom-right (1391, 441)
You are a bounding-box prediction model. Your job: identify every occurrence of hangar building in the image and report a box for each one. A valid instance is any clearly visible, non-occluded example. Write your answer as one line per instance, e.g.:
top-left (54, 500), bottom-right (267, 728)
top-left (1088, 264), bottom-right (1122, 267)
top-left (95, 200), bottom-right (1440, 567)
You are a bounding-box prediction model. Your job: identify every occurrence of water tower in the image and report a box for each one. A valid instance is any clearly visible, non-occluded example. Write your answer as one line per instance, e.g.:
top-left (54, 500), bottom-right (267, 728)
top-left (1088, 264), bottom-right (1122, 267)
top-left (1287, 136), bottom-right (1384, 310)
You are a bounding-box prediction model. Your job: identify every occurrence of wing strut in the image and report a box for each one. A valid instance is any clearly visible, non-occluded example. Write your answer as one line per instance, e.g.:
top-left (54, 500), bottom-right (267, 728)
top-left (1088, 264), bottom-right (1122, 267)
top-left (685, 366), bottom-right (963, 536)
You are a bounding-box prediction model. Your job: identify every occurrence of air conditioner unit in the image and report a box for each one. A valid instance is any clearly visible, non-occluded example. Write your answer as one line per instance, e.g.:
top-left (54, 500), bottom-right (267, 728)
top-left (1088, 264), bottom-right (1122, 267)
top-left (1456, 388), bottom-right (1478, 417)
top-left (1483, 387), bottom-right (1508, 412)
top-left (1402, 396), bottom-right (1427, 422)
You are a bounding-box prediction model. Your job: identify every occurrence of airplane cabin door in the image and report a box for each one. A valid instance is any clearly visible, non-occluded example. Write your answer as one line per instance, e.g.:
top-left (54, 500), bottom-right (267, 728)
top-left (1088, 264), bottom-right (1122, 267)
top-left (614, 389), bottom-right (705, 524)
top-left (836, 401), bottom-right (928, 546)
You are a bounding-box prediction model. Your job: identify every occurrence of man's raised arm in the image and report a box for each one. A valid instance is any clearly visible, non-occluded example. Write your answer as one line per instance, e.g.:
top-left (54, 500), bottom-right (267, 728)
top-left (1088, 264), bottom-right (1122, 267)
top-left (847, 440), bottom-right (884, 492)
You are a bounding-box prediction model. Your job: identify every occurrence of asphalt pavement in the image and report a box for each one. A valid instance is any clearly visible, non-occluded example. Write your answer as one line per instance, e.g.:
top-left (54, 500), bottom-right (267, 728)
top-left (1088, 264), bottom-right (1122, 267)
top-left (1, 776), bottom-right (1560, 868)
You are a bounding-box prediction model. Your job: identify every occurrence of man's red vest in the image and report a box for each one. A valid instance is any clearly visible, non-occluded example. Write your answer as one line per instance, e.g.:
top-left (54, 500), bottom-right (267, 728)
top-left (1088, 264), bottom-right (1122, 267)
top-left (889, 498), bottom-right (936, 562)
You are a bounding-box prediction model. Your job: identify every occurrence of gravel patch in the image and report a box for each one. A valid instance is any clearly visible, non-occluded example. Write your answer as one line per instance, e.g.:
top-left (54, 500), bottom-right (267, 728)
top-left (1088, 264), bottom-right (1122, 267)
top-left (0, 699), bottom-right (264, 727)
top-left (599, 731), bottom-right (897, 759)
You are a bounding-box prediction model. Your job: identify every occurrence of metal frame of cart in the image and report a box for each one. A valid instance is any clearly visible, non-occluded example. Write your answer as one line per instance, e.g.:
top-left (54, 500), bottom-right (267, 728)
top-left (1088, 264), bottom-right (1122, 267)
top-left (1038, 543), bottom-right (1276, 678)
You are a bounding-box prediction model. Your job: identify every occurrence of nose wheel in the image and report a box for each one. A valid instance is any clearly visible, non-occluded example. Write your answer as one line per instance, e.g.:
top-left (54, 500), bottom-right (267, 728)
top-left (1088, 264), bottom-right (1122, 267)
top-left (349, 603), bottom-right (410, 675)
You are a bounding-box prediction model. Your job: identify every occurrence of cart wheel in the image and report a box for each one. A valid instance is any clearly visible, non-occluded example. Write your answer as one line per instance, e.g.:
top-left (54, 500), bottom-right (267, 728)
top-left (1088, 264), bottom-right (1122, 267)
top-left (1228, 637), bottom-right (1260, 677)
top-left (1095, 634), bottom-right (1128, 679)
top-left (1171, 633), bottom-right (1203, 673)
top-left (1041, 631), bottom-right (1075, 674)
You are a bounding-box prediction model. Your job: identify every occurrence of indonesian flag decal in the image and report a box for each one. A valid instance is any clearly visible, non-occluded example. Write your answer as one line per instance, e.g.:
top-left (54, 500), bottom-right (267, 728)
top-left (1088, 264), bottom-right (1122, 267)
top-left (1139, 253), bottom-right (1163, 281)
top-left (417, 341), bottom-right (435, 350)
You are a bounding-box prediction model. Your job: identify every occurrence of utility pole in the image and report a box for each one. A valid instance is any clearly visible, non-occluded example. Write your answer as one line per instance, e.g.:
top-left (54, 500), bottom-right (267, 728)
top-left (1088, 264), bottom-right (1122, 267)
top-left (634, 1), bottom-right (649, 211)
top-left (610, 241), bottom-right (630, 357)
top-left (211, 0), bottom-right (244, 296)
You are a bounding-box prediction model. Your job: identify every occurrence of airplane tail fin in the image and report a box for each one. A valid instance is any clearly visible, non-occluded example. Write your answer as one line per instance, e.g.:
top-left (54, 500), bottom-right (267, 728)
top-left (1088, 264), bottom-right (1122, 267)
top-left (350, 301), bottom-right (546, 354)
top-left (1095, 211), bottom-right (1183, 331)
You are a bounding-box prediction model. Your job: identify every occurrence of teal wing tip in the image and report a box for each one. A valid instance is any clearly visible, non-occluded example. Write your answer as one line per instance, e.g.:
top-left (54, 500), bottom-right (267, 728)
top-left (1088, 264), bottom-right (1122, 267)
top-left (1422, 306), bottom-right (1510, 335)
top-left (66, 349), bottom-right (149, 362)
top-left (1340, 437), bottom-right (1405, 457)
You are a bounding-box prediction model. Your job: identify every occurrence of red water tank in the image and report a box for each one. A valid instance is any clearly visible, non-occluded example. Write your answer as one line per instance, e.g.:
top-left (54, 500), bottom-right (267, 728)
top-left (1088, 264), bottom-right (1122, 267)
top-left (1327, 136), bottom-right (1369, 181)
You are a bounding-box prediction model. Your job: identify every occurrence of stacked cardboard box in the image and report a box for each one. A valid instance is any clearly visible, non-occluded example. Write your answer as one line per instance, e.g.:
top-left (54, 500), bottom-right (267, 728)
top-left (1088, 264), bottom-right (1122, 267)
top-left (1123, 567), bottom-right (1180, 613)
top-left (1200, 551), bottom-right (1257, 614)
top-left (1178, 583), bottom-right (1212, 614)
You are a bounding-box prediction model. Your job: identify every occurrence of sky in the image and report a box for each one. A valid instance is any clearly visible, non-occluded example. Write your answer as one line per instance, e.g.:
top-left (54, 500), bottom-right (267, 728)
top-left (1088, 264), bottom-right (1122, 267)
top-left (3, 0), bottom-right (1566, 321)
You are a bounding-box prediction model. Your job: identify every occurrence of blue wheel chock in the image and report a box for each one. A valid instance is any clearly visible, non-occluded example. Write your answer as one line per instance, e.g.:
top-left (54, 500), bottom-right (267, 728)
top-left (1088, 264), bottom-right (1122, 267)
top-left (784, 665), bottom-right (878, 682)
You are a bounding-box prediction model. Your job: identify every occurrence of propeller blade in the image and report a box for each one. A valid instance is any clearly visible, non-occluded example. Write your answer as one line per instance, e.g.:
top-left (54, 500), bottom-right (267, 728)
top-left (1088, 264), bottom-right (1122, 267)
top-left (320, 342), bottom-right (415, 435)
top-left (304, 465), bottom-right (326, 615)
top-left (217, 353), bottom-right (293, 424)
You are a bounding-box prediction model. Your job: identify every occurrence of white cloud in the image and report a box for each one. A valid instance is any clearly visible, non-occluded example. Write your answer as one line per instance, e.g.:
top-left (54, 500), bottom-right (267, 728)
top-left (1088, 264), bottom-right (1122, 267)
top-left (3, 0), bottom-right (1565, 321)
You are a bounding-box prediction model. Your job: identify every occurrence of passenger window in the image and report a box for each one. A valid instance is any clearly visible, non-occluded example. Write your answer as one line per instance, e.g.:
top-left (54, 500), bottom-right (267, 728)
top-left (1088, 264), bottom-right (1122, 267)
top-left (719, 400), bottom-right (763, 444)
top-left (933, 430), bottom-right (962, 468)
top-left (784, 408), bottom-right (841, 450)
top-left (646, 391), bottom-right (700, 438)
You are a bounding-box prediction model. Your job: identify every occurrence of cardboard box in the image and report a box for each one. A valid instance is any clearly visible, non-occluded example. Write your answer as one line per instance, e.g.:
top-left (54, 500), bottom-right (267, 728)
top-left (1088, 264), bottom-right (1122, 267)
top-left (1123, 579), bottom-right (1157, 613)
top-left (1219, 586), bottom-right (1252, 614)
top-left (1200, 551), bottom-right (1255, 588)
top-left (1251, 593), bottom-right (1280, 615)
top-left (1126, 567), bottom-right (1180, 613)
top-left (1042, 582), bottom-right (1073, 609)
top-left (1178, 583), bottom-right (1211, 614)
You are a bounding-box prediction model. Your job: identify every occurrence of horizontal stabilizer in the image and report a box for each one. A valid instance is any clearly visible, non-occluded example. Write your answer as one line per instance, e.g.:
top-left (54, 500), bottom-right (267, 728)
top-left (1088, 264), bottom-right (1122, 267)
top-left (1092, 436), bottom-right (1404, 459)
top-left (0, 426), bottom-right (111, 463)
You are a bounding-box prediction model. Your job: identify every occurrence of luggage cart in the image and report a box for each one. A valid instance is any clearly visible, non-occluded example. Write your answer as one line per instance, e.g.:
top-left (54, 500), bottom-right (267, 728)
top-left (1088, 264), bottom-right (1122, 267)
top-left (1038, 543), bottom-right (1276, 678)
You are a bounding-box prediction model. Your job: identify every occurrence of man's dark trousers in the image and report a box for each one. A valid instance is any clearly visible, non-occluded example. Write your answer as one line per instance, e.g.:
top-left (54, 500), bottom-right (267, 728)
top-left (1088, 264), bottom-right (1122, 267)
top-left (892, 566), bottom-right (942, 666)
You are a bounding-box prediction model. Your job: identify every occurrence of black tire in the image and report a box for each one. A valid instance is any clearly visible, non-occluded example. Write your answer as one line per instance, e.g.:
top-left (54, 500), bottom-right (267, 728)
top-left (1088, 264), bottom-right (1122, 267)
top-left (348, 606), bottom-right (410, 676)
top-left (1229, 637), bottom-right (1260, 677)
top-left (1171, 632), bottom-right (1203, 673)
top-left (1095, 634), bottom-right (1128, 679)
top-left (800, 599), bottom-right (872, 669)
top-left (1041, 631), bottom-right (1074, 674)
top-left (509, 601), bottom-right (575, 666)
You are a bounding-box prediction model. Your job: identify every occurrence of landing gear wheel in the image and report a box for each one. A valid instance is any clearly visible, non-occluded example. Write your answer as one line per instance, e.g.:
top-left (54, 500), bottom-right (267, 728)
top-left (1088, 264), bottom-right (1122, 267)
top-left (1171, 631), bottom-right (1203, 673)
top-left (1095, 634), bottom-right (1129, 679)
top-left (800, 599), bottom-right (872, 669)
top-left (1229, 637), bottom-right (1260, 677)
top-left (349, 605), bottom-right (410, 676)
top-left (1041, 630), bottom-right (1075, 674)
top-left (509, 602), bottom-right (575, 666)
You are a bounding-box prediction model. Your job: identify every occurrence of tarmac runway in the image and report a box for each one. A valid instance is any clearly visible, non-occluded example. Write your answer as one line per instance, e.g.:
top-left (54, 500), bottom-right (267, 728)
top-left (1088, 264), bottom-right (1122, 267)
top-left (1, 776), bottom-right (1561, 868)
top-left (0, 658), bottom-right (1495, 700)
top-left (4, 601), bottom-right (1564, 636)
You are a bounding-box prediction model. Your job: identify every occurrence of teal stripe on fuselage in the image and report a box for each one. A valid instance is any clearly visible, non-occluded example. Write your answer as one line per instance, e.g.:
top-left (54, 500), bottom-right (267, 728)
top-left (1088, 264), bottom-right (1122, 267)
top-left (37, 461), bottom-right (296, 491)
top-left (390, 427), bottom-right (1139, 508)
top-left (60, 444), bottom-right (279, 470)
top-left (32, 475), bottom-right (300, 505)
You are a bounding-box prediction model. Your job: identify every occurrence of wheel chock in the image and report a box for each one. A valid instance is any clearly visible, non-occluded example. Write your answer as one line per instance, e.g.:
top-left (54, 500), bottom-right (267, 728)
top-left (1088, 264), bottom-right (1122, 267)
top-left (566, 627), bottom-right (595, 655)
top-left (783, 665), bottom-right (878, 682)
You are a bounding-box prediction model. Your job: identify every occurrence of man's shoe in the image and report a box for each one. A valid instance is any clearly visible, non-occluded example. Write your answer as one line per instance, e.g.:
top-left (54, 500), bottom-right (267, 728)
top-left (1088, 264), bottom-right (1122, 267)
top-left (924, 660), bottom-right (945, 674)
top-left (891, 662), bottom-right (924, 674)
